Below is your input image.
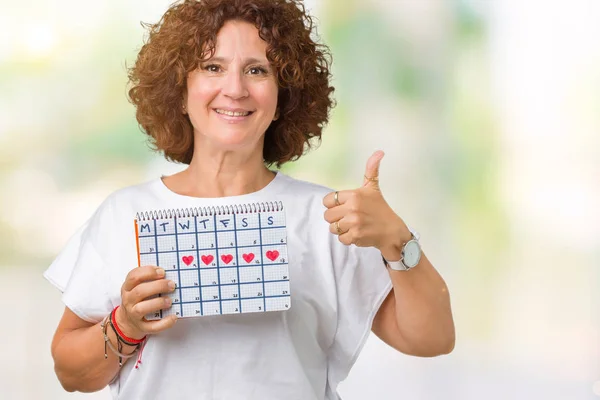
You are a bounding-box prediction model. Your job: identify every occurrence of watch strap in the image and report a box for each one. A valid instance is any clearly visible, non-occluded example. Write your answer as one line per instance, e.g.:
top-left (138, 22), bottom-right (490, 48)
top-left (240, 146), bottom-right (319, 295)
top-left (381, 227), bottom-right (421, 271)
top-left (381, 255), bottom-right (410, 271)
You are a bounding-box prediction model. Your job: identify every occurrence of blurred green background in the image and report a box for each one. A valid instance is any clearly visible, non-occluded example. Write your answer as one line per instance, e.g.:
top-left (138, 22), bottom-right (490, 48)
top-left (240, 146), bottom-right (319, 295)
top-left (1, 0), bottom-right (598, 399)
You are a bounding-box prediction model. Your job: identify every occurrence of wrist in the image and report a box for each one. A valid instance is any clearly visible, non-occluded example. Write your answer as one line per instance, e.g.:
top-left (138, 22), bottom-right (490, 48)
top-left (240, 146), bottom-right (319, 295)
top-left (101, 308), bottom-right (146, 369)
top-left (114, 306), bottom-right (146, 342)
top-left (379, 218), bottom-right (411, 261)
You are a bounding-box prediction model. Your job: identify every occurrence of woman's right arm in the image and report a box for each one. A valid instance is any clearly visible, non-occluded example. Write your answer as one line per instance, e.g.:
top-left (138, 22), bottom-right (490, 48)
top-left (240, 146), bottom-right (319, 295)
top-left (51, 266), bottom-right (177, 392)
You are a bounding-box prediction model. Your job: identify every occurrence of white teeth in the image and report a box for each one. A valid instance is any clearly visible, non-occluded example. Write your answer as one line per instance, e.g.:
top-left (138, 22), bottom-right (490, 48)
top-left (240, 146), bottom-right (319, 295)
top-left (215, 109), bottom-right (250, 117)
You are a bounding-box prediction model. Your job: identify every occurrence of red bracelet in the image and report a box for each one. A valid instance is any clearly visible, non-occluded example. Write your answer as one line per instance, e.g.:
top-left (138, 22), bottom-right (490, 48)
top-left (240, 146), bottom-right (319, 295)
top-left (111, 306), bottom-right (146, 344)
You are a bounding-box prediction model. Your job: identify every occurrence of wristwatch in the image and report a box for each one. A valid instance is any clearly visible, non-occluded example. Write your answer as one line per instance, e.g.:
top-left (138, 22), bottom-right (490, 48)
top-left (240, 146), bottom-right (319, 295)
top-left (382, 228), bottom-right (422, 271)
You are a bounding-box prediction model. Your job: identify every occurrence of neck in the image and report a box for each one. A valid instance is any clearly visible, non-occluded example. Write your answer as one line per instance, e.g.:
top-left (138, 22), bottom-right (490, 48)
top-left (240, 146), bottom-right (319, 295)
top-left (173, 138), bottom-right (275, 198)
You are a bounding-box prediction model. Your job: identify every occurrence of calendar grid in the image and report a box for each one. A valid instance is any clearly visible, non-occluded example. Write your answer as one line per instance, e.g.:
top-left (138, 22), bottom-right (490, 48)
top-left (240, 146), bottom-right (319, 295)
top-left (258, 213), bottom-right (266, 312)
top-left (170, 279), bottom-right (289, 290)
top-left (233, 214), bottom-right (242, 313)
top-left (165, 293), bottom-right (289, 306)
top-left (153, 219), bottom-right (163, 320)
top-left (138, 225), bottom-right (285, 238)
top-left (212, 214), bottom-right (223, 315)
top-left (140, 243), bottom-right (288, 255)
top-left (194, 216), bottom-right (203, 315)
top-left (174, 216), bottom-right (183, 317)
top-left (147, 262), bottom-right (288, 272)
top-left (136, 202), bottom-right (291, 319)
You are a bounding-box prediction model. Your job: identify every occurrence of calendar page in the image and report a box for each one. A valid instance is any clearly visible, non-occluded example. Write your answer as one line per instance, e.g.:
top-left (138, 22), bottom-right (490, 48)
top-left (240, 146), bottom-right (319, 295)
top-left (134, 203), bottom-right (291, 319)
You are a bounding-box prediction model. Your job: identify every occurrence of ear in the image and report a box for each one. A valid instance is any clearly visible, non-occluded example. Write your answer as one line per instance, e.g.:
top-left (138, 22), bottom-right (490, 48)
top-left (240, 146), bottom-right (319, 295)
top-left (182, 90), bottom-right (188, 115)
top-left (273, 108), bottom-right (280, 121)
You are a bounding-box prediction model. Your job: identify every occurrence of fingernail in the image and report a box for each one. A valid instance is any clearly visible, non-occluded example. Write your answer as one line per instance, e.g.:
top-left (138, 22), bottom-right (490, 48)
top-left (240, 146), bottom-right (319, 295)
top-left (156, 268), bottom-right (165, 277)
top-left (168, 281), bottom-right (176, 290)
top-left (165, 297), bottom-right (172, 306)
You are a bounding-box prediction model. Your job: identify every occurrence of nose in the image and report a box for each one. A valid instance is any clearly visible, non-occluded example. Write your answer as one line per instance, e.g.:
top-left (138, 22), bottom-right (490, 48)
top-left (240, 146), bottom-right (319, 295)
top-left (222, 70), bottom-right (249, 100)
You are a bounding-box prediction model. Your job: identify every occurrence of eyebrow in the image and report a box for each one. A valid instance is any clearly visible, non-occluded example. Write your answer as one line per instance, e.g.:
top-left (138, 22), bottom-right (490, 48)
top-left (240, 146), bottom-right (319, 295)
top-left (205, 56), bottom-right (270, 65)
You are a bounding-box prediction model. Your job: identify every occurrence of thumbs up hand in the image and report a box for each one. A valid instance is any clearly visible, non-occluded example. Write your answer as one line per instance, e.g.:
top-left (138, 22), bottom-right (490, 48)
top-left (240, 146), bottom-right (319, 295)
top-left (323, 151), bottom-right (411, 260)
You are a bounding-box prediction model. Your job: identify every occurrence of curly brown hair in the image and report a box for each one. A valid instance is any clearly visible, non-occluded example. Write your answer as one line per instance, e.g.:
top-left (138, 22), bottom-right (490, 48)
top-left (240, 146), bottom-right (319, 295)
top-left (127, 0), bottom-right (335, 167)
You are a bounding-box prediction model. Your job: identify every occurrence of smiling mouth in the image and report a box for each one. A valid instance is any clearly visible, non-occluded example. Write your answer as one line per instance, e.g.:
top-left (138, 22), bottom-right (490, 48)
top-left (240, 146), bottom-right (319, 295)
top-left (214, 109), bottom-right (254, 117)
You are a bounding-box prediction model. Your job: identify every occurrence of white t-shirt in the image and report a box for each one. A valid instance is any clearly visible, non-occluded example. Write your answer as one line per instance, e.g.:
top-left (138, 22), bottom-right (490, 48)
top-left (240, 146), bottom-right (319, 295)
top-left (44, 172), bottom-right (392, 400)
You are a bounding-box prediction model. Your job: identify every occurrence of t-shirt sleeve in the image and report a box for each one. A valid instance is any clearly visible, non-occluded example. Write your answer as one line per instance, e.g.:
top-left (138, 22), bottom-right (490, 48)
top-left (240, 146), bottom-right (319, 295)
top-left (43, 218), bottom-right (91, 293)
top-left (43, 196), bottom-right (118, 323)
top-left (328, 243), bottom-right (393, 384)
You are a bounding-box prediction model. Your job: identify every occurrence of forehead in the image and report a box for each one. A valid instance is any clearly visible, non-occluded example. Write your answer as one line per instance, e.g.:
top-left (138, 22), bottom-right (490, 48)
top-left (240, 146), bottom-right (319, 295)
top-left (211, 20), bottom-right (269, 60)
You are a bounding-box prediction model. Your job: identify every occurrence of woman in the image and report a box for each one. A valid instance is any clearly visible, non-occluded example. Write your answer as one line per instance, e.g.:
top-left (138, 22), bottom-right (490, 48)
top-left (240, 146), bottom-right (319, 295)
top-left (45, 0), bottom-right (455, 398)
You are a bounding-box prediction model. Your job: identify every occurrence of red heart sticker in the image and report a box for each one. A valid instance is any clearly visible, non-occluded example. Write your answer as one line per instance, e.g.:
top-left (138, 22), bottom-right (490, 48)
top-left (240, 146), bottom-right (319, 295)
top-left (265, 250), bottom-right (279, 261)
top-left (221, 254), bottom-right (233, 264)
top-left (201, 255), bottom-right (214, 265)
top-left (182, 255), bottom-right (194, 266)
top-left (242, 253), bottom-right (255, 263)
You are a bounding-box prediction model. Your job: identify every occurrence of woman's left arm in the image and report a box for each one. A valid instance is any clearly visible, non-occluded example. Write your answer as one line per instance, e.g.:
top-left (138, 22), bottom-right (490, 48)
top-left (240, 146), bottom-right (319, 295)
top-left (373, 250), bottom-right (455, 357)
top-left (323, 151), bottom-right (455, 357)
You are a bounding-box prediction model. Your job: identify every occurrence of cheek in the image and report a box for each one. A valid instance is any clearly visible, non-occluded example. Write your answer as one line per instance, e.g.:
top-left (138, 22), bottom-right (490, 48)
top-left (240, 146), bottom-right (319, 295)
top-left (186, 74), bottom-right (217, 106)
top-left (188, 85), bottom-right (217, 106)
top-left (256, 84), bottom-right (279, 111)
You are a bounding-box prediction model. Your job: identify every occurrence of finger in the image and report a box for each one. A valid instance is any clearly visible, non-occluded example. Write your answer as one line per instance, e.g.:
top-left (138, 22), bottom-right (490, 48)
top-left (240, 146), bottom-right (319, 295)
top-left (337, 231), bottom-right (354, 246)
top-left (123, 266), bottom-right (165, 292)
top-left (126, 279), bottom-right (176, 304)
top-left (363, 150), bottom-right (384, 188)
top-left (323, 190), bottom-right (353, 209)
top-left (324, 205), bottom-right (347, 223)
top-left (329, 219), bottom-right (349, 236)
top-left (129, 296), bottom-right (173, 319)
top-left (139, 314), bottom-right (178, 334)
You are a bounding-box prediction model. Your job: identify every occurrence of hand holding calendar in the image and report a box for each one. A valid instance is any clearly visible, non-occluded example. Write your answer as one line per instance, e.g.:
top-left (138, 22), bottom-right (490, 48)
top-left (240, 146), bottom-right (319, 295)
top-left (116, 265), bottom-right (179, 339)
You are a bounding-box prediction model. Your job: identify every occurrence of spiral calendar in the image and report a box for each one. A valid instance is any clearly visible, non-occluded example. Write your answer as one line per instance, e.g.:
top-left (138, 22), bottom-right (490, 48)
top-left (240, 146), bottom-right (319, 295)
top-left (134, 202), bottom-right (291, 319)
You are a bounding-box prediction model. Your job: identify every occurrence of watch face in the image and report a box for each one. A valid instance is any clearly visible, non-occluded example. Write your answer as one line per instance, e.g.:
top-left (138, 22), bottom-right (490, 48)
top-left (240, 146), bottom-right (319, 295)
top-left (403, 240), bottom-right (421, 268)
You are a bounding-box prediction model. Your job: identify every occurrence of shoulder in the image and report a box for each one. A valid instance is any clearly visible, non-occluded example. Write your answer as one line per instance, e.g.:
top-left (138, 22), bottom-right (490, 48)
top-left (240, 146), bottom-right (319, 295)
top-left (276, 173), bottom-right (333, 199)
top-left (96, 178), bottom-right (162, 212)
top-left (82, 178), bottom-right (162, 234)
top-left (108, 178), bottom-right (161, 202)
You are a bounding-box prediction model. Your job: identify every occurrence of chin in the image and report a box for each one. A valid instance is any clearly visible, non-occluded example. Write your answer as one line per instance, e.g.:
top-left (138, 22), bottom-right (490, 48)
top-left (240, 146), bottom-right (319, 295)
top-left (211, 132), bottom-right (262, 150)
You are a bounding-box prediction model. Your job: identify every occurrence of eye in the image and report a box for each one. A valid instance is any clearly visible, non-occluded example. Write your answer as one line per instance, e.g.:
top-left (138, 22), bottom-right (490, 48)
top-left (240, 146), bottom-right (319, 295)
top-left (203, 64), bottom-right (221, 73)
top-left (248, 66), bottom-right (268, 75)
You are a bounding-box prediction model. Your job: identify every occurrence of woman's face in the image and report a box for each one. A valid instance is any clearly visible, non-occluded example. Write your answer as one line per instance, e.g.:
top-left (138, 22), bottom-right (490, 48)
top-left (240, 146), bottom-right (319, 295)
top-left (185, 20), bottom-right (279, 153)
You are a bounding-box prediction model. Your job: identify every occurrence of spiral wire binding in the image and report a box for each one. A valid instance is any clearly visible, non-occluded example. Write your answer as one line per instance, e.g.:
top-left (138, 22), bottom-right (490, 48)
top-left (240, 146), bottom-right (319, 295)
top-left (135, 201), bottom-right (284, 221)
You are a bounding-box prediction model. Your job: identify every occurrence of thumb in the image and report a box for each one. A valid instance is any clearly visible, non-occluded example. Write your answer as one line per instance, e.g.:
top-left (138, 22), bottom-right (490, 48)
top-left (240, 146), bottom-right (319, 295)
top-left (363, 150), bottom-right (384, 188)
